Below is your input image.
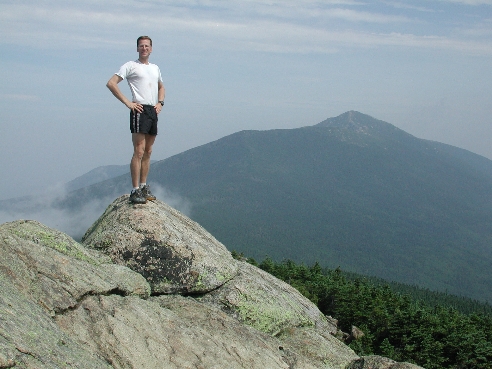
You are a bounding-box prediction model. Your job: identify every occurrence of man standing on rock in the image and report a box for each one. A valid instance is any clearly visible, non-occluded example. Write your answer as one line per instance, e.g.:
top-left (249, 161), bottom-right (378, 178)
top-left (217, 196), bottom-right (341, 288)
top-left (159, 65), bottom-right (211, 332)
top-left (106, 36), bottom-right (165, 204)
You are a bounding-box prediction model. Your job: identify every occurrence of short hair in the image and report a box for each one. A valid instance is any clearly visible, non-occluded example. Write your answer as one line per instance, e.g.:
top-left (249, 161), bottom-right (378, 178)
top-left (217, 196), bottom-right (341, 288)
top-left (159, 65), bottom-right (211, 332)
top-left (137, 36), bottom-right (152, 47)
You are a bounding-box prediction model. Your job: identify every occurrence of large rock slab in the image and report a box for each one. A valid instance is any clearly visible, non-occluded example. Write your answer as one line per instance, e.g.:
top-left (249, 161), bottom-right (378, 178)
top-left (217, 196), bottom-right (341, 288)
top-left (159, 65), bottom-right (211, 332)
top-left (347, 355), bottom-right (423, 369)
top-left (57, 294), bottom-right (327, 369)
top-left (153, 295), bottom-right (324, 369)
top-left (0, 220), bottom-right (149, 368)
top-left (277, 327), bottom-right (359, 369)
top-left (198, 261), bottom-right (338, 336)
top-left (82, 195), bottom-right (239, 294)
top-left (0, 220), bottom-right (150, 314)
top-left (0, 274), bottom-right (113, 368)
top-left (197, 261), bottom-right (359, 367)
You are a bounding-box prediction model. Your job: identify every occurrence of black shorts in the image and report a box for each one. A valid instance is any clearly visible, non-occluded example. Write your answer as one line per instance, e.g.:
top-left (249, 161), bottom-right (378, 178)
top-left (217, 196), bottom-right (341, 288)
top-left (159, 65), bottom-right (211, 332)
top-left (130, 105), bottom-right (158, 135)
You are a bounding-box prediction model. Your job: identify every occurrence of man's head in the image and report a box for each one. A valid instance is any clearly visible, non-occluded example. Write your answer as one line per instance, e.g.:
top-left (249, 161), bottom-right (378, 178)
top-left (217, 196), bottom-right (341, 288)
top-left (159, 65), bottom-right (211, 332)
top-left (137, 36), bottom-right (153, 62)
top-left (137, 36), bottom-right (152, 47)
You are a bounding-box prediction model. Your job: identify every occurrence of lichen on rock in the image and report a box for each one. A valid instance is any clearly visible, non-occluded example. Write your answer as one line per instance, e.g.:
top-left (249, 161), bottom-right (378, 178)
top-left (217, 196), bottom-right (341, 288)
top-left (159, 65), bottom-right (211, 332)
top-left (0, 219), bottom-right (150, 315)
top-left (198, 262), bottom-right (336, 336)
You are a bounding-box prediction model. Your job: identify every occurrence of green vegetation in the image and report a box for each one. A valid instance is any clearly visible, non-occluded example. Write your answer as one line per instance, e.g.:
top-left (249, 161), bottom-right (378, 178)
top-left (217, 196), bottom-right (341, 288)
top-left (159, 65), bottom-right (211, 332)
top-left (236, 254), bottom-right (492, 369)
top-left (342, 272), bottom-right (492, 317)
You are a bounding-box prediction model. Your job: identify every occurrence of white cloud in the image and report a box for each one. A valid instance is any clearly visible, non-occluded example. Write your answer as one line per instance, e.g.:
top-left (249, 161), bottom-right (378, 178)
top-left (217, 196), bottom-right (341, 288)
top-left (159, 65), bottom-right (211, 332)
top-left (382, 1), bottom-right (436, 12)
top-left (1, 0), bottom-right (491, 56)
top-left (2, 1), bottom-right (491, 55)
top-left (0, 184), bottom-right (192, 240)
top-left (459, 19), bottom-right (492, 37)
top-left (323, 8), bottom-right (412, 23)
top-left (1, 94), bottom-right (41, 101)
top-left (440, 0), bottom-right (492, 4)
top-left (151, 183), bottom-right (192, 217)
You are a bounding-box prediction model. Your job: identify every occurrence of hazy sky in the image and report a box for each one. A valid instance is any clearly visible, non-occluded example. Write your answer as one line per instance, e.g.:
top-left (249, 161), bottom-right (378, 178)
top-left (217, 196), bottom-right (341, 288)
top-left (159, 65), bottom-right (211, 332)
top-left (1, 0), bottom-right (492, 200)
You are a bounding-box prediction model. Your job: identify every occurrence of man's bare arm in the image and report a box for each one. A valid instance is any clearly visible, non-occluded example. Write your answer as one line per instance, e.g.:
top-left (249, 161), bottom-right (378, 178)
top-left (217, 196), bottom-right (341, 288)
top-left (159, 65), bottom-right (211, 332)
top-left (106, 75), bottom-right (143, 113)
top-left (154, 81), bottom-right (166, 114)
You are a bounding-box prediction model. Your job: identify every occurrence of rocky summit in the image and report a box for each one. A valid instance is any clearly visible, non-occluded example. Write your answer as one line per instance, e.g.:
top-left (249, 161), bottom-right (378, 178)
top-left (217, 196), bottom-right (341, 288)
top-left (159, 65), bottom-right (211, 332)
top-left (0, 195), bottom-right (423, 369)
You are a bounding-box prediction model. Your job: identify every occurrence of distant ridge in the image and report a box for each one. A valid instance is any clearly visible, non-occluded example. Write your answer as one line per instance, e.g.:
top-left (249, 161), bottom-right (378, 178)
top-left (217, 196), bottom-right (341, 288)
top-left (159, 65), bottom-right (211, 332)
top-left (65, 164), bottom-right (129, 192)
top-left (13, 111), bottom-right (492, 303)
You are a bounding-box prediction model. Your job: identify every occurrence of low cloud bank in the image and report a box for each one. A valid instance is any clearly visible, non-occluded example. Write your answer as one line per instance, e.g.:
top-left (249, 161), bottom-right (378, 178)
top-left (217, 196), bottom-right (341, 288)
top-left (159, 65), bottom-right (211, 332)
top-left (151, 183), bottom-right (192, 217)
top-left (0, 183), bottom-right (192, 241)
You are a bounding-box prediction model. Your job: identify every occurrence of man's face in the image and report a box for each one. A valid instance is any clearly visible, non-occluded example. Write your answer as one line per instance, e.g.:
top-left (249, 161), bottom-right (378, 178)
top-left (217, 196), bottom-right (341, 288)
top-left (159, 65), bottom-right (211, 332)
top-left (137, 39), bottom-right (152, 58)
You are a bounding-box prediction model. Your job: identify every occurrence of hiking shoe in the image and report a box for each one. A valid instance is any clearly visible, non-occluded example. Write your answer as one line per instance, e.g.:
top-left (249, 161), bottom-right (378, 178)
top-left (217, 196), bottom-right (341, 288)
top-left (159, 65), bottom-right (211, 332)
top-left (129, 188), bottom-right (147, 204)
top-left (141, 185), bottom-right (156, 201)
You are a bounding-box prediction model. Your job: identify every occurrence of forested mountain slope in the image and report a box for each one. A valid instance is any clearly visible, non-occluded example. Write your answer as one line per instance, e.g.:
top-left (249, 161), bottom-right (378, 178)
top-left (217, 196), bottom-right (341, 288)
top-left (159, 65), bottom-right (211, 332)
top-left (59, 111), bottom-right (492, 302)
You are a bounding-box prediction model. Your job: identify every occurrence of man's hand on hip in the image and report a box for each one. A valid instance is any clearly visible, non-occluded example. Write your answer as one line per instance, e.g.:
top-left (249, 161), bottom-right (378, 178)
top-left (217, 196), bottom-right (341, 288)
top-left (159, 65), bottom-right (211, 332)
top-left (127, 102), bottom-right (144, 113)
top-left (154, 103), bottom-right (163, 114)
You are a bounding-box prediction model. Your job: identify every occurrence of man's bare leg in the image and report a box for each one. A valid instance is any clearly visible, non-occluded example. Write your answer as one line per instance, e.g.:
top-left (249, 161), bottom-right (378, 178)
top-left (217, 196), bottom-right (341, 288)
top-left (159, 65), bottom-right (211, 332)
top-left (139, 133), bottom-right (156, 184)
top-left (131, 133), bottom-right (146, 189)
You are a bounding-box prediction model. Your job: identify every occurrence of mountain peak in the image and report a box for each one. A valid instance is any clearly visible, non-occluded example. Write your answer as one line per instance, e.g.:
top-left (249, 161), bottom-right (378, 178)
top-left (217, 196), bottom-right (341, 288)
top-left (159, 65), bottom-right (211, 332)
top-left (315, 111), bottom-right (386, 131)
top-left (312, 111), bottom-right (414, 143)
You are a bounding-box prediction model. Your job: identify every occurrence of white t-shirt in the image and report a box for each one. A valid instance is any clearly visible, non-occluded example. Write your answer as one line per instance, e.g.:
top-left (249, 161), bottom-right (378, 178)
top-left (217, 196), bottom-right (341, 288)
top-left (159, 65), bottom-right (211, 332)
top-left (116, 60), bottom-right (163, 105)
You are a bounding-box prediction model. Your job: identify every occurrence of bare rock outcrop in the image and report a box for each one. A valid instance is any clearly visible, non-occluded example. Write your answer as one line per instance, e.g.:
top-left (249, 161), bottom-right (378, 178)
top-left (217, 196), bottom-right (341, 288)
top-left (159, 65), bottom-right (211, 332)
top-left (0, 196), bottom-right (425, 369)
top-left (0, 219), bottom-right (147, 368)
top-left (82, 195), bottom-right (238, 294)
top-left (197, 261), bottom-right (359, 367)
top-left (347, 355), bottom-right (423, 369)
top-left (57, 293), bottom-right (328, 369)
top-left (198, 261), bottom-right (336, 335)
top-left (0, 219), bottom-right (149, 313)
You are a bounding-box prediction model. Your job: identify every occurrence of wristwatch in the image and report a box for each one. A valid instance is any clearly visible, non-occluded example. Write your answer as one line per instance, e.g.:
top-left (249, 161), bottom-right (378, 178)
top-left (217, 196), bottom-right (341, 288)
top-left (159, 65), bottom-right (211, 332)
top-left (159, 100), bottom-right (164, 106)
